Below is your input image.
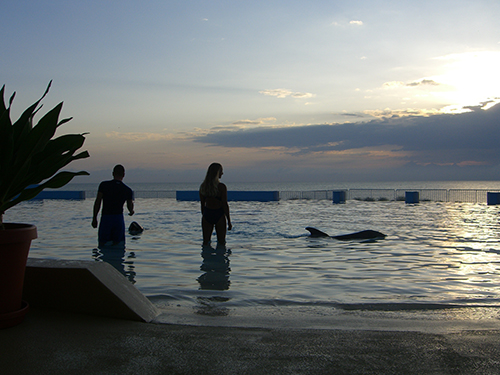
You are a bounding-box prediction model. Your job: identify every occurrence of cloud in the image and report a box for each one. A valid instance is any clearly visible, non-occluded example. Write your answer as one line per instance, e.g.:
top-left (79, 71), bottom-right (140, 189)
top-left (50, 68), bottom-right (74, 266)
top-left (192, 103), bottom-right (500, 167)
top-left (383, 79), bottom-right (440, 88)
top-left (105, 117), bottom-right (279, 144)
top-left (105, 130), bottom-right (202, 141)
top-left (232, 120), bottom-right (262, 126)
top-left (341, 112), bottom-right (366, 118)
top-left (406, 79), bottom-right (440, 87)
top-left (382, 81), bottom-right (405, 88)
top-left (331, 20), bottom-right (364, 28)
top-left (363, 108), bottom-right (440, 119)
top-left (259, 88), bottom-right (315, 99)
top-left (106, 131), bottom-right (178, 141)
top-left (231, 117), bottom-right (277, 127)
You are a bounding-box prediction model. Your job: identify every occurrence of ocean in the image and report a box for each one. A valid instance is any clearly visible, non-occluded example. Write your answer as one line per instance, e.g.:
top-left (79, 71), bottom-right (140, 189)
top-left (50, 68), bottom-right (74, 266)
top-left (7, 181), bottom-right (500, 329)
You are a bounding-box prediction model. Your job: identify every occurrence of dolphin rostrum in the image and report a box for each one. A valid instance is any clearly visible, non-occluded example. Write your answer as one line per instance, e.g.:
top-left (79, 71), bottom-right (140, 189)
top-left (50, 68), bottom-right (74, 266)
top-left (306, 227), bottom-right (386, 240)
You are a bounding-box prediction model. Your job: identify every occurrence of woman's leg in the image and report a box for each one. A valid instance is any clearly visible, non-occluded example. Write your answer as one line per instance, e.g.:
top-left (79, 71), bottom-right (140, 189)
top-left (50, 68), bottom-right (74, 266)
top-left (202, 218), bottom-right (214, 245)
top-left (215, 215), bottom-right (227, 245)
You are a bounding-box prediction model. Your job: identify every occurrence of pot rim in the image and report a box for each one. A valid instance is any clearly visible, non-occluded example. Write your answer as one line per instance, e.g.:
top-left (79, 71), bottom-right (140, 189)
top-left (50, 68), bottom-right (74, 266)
top-left (0, 223), bottom-right (38, 243)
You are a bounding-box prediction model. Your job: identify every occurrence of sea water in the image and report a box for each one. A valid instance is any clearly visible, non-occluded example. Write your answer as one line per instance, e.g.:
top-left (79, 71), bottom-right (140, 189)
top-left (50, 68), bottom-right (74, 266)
top-left (6, 181), bottom-right (500, 328)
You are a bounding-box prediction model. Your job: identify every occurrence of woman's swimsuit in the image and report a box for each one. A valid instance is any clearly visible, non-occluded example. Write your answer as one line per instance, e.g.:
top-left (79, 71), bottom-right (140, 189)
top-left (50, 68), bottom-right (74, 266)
top-left (202, 206), bottom-right (225, 224)
top-left (202, 194), bottom-right (225, 224)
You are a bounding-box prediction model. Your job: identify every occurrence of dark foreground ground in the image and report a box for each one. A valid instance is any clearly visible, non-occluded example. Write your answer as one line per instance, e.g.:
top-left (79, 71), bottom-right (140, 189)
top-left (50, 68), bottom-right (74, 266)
top-left (2, 308), bottom-right (500, 375)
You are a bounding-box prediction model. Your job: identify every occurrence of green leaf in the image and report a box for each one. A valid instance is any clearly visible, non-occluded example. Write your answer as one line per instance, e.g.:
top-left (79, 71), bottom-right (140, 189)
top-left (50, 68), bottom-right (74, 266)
top-left (11, 81), bottom-right (52, 147)
top-left (0, 87), bottom-right (14, 172)
top-left (0, 171), bottom-right (90, 214)
top-left (0, 82), bottom-right (89, 223)
top-left (8, 103), bottom-right (62, 191)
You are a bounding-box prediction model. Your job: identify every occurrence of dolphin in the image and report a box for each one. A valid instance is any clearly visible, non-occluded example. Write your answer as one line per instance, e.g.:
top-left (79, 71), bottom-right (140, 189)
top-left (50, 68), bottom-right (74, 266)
top-left (128, 221), bottom-right (144, 235)
top-left (306, 227), bottom-right (386, 240)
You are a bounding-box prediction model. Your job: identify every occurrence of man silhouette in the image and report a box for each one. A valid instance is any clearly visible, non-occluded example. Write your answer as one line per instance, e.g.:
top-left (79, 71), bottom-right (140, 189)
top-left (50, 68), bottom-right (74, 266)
top-left (92, 165), bottom-right (134, 247)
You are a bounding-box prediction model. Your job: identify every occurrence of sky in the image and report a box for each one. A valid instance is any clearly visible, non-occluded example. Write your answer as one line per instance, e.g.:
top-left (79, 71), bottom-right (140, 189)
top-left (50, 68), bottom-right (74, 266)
top-left (2, 0), bottom-right (500, 183)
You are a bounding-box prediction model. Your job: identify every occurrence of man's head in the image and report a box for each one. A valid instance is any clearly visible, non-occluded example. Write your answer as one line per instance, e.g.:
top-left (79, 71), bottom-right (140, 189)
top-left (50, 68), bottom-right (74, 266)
top-left (112, 164), bottom-right (125, 180)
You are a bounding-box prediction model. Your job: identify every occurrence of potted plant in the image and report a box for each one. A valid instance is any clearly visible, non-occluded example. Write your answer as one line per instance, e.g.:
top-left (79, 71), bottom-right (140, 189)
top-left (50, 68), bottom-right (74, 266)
top-left (0, 81), bottom-right (89, 328)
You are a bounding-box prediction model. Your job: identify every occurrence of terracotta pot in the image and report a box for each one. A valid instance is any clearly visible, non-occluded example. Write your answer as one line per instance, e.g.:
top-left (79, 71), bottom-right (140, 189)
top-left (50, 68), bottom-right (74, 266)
top-left (0, 223), bottom-right (37, 328)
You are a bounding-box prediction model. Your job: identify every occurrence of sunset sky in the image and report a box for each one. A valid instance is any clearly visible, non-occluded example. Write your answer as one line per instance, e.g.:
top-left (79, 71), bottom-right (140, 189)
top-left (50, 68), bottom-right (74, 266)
top-left (2, 0), bottom-right (500, 183)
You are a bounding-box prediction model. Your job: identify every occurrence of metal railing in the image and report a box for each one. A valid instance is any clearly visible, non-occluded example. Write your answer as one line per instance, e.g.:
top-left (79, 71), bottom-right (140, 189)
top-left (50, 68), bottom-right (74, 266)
top-left (82, 189), bottom-right (500, 203)
top-left (280, 189), bottom-right (500, 203)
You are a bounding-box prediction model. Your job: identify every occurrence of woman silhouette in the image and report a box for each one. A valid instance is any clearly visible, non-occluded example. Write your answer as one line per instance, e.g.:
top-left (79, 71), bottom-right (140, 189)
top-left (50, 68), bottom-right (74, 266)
top-left (199, 163), bottom-right (232, 246)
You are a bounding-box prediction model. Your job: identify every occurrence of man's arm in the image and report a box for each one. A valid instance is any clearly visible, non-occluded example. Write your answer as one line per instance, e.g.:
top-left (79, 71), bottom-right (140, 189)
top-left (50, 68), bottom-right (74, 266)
top-left (92, 192), bottom-right (103, 228)
top-left (126, 199), bottom-right (134, 216)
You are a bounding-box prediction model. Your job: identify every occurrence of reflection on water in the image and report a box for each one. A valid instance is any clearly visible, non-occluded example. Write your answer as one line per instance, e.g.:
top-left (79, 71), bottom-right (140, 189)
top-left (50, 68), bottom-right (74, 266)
top-left (197, 244), bottom-right (231, 290)
top-left (9, 197), bottom-right (500, 308)
top-left (92, 244), bottom-right (137, 284)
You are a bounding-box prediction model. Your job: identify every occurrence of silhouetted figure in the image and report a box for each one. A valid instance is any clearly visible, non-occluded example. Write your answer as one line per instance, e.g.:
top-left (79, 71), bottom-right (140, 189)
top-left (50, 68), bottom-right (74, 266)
top-left (199, 163), bottom-right (232, 246)
top-left (92, 164), bottom-right (134, 247)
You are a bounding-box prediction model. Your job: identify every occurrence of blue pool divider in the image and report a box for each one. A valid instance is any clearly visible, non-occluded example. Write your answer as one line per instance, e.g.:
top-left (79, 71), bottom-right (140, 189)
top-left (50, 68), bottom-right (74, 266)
top-left (175, 191), bottom-right (199, 201)
top-left (405, 191), bottom-right (419, 204)
top-left (332, 191), bottom-right (346, 204)
top-left (487, 192), bottom-right (500, 205)
top-left (176, 191), bottom-right (279, 202)
top-left (31, 191), bottom-right (86, 200)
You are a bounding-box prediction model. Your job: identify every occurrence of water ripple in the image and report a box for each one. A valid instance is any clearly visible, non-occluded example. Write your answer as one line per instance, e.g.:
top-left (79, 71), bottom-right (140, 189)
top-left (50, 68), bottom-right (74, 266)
top-left (7, 198), bottom-right (500, 310)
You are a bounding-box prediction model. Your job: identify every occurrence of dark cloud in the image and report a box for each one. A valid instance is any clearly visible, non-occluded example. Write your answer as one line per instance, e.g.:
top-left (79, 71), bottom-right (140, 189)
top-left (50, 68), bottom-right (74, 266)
top-left (341, 112), bottom-right (366, 118)
top-left (406, 79), bottom-right (440, 87)
top-left (232, 120), bottom-right (261, 125)
top-left (193, 103), bottom-right (500, 165)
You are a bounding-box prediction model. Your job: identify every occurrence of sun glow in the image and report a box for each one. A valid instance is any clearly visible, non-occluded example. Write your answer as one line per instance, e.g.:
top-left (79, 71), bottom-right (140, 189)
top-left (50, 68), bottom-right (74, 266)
top-left (432, 51), bottom-right (500, 107)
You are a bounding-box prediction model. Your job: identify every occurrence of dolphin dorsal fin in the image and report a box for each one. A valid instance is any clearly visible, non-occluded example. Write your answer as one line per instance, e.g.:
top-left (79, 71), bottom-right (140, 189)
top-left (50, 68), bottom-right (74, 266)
top-left (305, 227), bottom-right (330, 237)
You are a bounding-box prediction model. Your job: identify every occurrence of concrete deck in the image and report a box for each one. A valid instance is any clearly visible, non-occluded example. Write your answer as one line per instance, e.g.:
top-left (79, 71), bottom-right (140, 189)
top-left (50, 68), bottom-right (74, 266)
top-left (3, 258), bottom-right (500, 374)
top-left (3, 307), bottom-right (500, 374)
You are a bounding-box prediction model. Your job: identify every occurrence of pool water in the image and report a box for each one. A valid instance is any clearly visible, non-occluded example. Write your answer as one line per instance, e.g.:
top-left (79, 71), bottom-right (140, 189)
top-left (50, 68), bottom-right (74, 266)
top-left (7, 198), bottom-right (500, 326)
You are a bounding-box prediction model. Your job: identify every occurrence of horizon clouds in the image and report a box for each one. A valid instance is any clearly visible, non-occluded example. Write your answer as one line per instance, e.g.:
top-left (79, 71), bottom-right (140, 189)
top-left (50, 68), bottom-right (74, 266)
top-left (184, 102), bottom-right (500, 181)
top-left (87, 102), bottom-right (500, 183)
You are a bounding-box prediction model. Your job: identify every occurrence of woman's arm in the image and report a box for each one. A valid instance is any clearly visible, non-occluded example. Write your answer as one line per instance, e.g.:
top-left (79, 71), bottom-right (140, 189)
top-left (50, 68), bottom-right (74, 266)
top-left (220, 184), bottom-right (232, 230)
top-left (199, 192), bottom-right (206, 213)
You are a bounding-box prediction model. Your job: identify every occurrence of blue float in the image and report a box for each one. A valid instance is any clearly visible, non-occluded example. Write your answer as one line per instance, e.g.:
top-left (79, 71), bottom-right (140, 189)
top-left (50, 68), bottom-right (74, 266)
top-left (175, 191), bottom-right (199, 201)
top-left (405, 191), bottom-right (419, 204)
top-left (487, 192), bottom-right (500, 205)
top-left (176, 191), bottom-right (279, 202)
top-left (332, 191), bottom-right (346, 204)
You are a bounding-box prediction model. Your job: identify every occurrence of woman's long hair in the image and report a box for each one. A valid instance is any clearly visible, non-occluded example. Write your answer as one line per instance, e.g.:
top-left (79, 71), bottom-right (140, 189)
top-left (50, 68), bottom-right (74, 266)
top-left (199, 163), bottom-right (222, 197)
